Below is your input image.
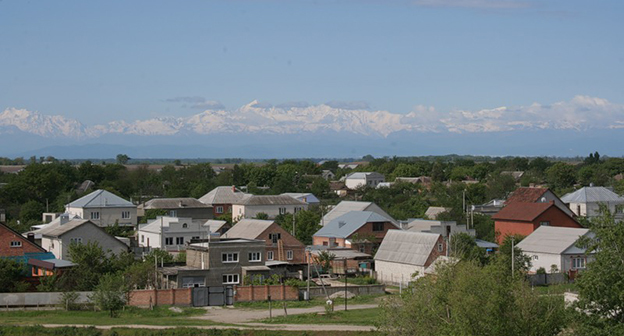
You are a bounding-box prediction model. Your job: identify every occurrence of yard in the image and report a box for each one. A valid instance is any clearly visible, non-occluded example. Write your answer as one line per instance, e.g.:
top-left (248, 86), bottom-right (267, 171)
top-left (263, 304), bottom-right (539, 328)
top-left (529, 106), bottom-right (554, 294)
top-left (258, 307), bottom-right (382, 326)
top-left (233, 293), bottom-right (387, 310)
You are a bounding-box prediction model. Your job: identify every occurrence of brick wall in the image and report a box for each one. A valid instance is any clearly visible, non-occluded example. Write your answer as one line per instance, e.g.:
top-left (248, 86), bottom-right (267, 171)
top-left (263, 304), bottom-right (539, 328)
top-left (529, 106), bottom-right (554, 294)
top-left (259, 223), bottom-right (306, 263)
top-left (234, 284), bottom-right (299, 302)
top-left (495, 206), bottom-right (581, 244)
top-left (128, 288), bottom-right (192, 307)
top-left (0, 224), bottom-right (45, 257)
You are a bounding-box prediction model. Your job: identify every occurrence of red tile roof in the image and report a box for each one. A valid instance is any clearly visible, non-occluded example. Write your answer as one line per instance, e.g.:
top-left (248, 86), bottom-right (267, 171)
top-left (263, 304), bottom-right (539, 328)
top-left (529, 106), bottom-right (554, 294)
top-left (505, 187), bottom-right (548, 205)
top-left (492, 202), bottom-right (554, 222)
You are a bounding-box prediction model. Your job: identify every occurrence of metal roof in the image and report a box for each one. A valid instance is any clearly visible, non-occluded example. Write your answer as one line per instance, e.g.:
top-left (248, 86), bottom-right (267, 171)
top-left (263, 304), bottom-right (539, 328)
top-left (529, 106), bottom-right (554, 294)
top-left (516, 226), bottom-right (590, 255)
top-left (143, 197), bottom-right (210, 209)
top-left (561, 186), bottom-right (624, 204)
top-left (281, 193), bottom-right (320, 204)
top-left (424, 207), bottom-right (451, 219)
top-left (34, 219), bottom-right (91, 237)
top-left (140, 217), bottom-right (205, 234)
top-left (346, 172), bottom-right (384, 180)
top-left (321, 201), bottom-right (396, 225)
top-left (67, 189), bottom-right (134, 208)
top-left (203, 219), bottom-right (228, 232)
top-left (198, 186), bottom-right (249, 205)
top-left (238, 195), bottom-right (307, 206)
top-left (314, 211), bottom-right (397, 239)
top-left (475, 239), bottom-right (499, 249)
top-left (491, 202), bottom-right (555, 222)
top-left (223, 219), bottom-right (275, 239)
top-left (374, 230), bottom-right (441, 267)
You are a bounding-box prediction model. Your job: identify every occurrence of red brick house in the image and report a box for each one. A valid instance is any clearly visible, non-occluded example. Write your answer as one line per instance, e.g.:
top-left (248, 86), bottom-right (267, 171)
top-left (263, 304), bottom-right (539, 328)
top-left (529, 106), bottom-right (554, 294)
top-left (223, 219), bottom-right (306, 264)
top-left (0, 223), bottom-right (46, 257)
top-left (505, 187), bottom-right (575, 218)
top-left (492, 202), bottom-right (581, 244)
top-left (312, 211), bottom-right (400, 255)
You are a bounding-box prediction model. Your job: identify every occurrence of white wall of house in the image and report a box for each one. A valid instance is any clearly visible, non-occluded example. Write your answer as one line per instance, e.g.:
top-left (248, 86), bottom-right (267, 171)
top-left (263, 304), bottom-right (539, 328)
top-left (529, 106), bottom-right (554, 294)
top-left (345, 176), bottom-right (385, 190)
top-left (232, 204), bottom-right (308, 221)
top-left (375, 260), bottom-right (425, 286)
top-left (567, 201), bottom-right (622, 218)
top-left (42, 224), bottom-right (128, 260)
top-left (524, 252), bottom-right (563, 274)
top-left (65, 206), bottom-right (137, 227)
top-left (138, 219), bottom-right (210, 251)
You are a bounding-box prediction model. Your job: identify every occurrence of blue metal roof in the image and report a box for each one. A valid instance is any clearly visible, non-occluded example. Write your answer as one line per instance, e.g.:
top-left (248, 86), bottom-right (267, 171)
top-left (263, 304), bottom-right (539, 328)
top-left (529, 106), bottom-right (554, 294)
top-left (314, 211), bottom-right (396, 239)
top-left (67, 189), bottom-right (134, 208)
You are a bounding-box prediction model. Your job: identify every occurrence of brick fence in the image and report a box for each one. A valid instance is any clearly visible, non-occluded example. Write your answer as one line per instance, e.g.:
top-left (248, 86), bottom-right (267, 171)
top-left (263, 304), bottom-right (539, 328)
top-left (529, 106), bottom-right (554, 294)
top-left (128, 288), bottom-right (192, 307)
top-left (234, 284), bottom-right (299, 302)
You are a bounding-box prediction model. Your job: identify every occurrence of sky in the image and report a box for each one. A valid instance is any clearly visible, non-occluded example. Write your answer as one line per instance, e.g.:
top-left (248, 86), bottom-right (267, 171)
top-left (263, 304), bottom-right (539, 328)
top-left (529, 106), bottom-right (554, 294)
top-left (1, 0), bottom-right (623, 126)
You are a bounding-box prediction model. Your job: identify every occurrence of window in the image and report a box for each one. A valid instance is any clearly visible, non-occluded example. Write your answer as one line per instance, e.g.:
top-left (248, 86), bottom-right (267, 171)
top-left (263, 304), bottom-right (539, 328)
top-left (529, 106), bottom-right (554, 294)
top-left (222, 253), bottom-right (239, 263)
top-left (122, 211), bottom-right (131, 219)
top-left (216, 206), bottom-right (224, 214)
top-left (359, 244), bottom-right (365, 253)
top-left (286, 250), bottom-right (293, 260)
top-left (267, 251), bottom-right (274, 260)
top-left (191, 236), bottom-right (200, 240)
top-left (269, 233), bottom-right (281, 244)
top-left (437, 243), bottom-right (444, 253)
top-left (294, 207), bottom-right (302, 213)
top-left (279, 207), bottom-right (287, 215)
top-left (141, 235), bottom-right (144, 243)
top-left (372, 222), bottom-right (384, 232)
top-left (182, 223), bottom-right (188, 228)
top-left (90, 212), bottom-right (100, 220)
top-left (222, 274), bottom-right (240, 284)
top-left (10, 241), bottom-right (22, 247)
top-left (533, 255), bottom-right (539, 260)
top-left (249, 252), bottom-right (262, 262)
top-left (176, 237), bottom-right (184, 245)
top-left (165, 237), bottom-right (173, 245)
top-left (322, 241), bottom-right (328, 246)
top-left (540, 221), bottom-right (550, 226)
top-left (572, 257), bottom-right (586, 269)
top-left (70, 237), bottom-right (82, 244)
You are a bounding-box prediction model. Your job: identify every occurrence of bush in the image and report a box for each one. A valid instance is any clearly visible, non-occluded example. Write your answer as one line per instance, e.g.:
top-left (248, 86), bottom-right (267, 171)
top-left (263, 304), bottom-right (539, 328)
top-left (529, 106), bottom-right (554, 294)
top-left (61, 291), bottom-right (81, 311)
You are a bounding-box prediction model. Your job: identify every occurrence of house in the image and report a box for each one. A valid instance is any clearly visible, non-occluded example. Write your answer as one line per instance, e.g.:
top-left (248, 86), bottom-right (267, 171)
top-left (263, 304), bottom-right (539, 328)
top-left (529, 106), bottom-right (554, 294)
top-left (313, 211), bottom-right (400, 254)
top-left (561, 186), bottom-right (624, 219)
top-left (516, 226), bottom-right (593, 277)
top-left (76, 180), bottom-right (95, 194)
top-left (338, 163), bottom-right (360, 170)
top-left (281, 193), bottom-right (320, 207)
top-left (501, 171), bottom-right (525, 181)
top-left (198, 186), bottom-right (250, 218)
top-left (424, 207), bottom-right (451, 220)
top-left (308, 246), bottom-right (373, 275)
top-left (139, 197), bottom-right (214, 220)
top-left (406, 219), bottom-right (476, 239)
top-left (505, 187), bottom-right (575, 218)
top-left (34, 215), bottom-right (128, 260)
top-left (159, 238), bottom-right (267, 288)
top-left (223, 219), bottom-right (306, 263)
top-left (322, 170), bottom-right (335, 180)
top-left (374, 230), bottom-right (447, 286)
top-left (203, 219), bottom-right (231, 235)
top-left (492, 202), bottom-right (581, 244)
top-left (329, 182), bottom-right (349, 197)
top-left (0, 222), bottom-right (47, 258)
top-left (321, 201), bottom-right (396, 226)
top-left (231, 195), bottom-right (308, 221)
top-left (65, 189), bottom-right (137, 227)
top-left (470, 199), bottom-right (505, 216)
top-left (138, 216), bottom-right (212, 251)
top-left (395, 176), bottom-right (432, 188)
top-left (344, 172), bottom-right (385, 189)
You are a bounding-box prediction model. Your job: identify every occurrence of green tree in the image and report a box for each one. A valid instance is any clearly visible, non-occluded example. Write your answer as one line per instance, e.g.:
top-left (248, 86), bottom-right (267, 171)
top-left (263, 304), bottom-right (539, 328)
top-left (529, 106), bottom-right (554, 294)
top-left (0, 259), bottom-right (28, 292)
top-left (116, 154), bottom-right (130, 165)
top-left (19, 200), bottom-right (45, 222)
top-left (66, 241), bottom-right (114, 291)
top-left (91, 273), bottom-right (127, 317)
top-left (545, 162), bottom-right (576, 191)
top-left (315, 250), bottom-right (335, 273)
top-left (254, 212), bottom-right (269, 220)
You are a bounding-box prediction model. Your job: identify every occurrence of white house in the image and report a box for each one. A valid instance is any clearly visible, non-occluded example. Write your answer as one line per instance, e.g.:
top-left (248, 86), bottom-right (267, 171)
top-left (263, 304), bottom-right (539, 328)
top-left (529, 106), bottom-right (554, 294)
top-left (374, 230), bottom-right (446, 286)
top-left (344, 172), bottom-right (385, 190)
top-left (561, 186), bottom-right (624, 219)
top-left (138, 216), bottom-right (212, 251)
top-left (231, 195), bottom-right (308, 221)
top-left (65, 189), bottom-right (137, 227)
top-left (34, 215), bottom-right (128, 260)
top-left (516, 226), bottom-right (593, 275)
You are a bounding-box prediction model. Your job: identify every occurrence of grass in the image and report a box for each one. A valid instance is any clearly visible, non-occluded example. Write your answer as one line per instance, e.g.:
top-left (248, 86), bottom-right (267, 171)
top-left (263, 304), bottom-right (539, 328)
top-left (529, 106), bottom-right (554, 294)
top-left (257, 307), bottom-right (381, 326)
top-left (532, 283), bottom-right (577, 295)
top-left (234, 294), bottom-right (387, 310)
top-left (0, 305), bottom-right (220, 327)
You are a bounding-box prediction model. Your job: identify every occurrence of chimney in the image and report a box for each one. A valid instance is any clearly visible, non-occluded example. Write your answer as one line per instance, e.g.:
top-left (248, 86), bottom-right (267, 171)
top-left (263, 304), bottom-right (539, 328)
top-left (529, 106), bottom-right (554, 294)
top-left (59, 214), bottom-right (70, 225)
top-left (27, 233), bottom-right (35, 243)
top-left (232, 185), bottom-right (236, 193)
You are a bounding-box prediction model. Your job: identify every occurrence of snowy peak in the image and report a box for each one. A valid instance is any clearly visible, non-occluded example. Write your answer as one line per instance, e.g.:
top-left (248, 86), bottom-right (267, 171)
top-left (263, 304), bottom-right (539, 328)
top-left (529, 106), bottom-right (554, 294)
top-left (0, 108), bottom-right (87, 138)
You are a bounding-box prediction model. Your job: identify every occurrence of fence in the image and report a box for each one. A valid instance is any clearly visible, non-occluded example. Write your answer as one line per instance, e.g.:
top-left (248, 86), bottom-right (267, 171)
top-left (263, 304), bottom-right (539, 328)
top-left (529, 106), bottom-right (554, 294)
top-left (305, 284), bottom-right (385, 298)
top-left (127, 288), bottom-right (193, 307)
top-left (0, 291), bottom-right (92, 308)
top-left (234, 284), bottom-right (299, 302)
top-left (527, 273), bottom-right (568, 286)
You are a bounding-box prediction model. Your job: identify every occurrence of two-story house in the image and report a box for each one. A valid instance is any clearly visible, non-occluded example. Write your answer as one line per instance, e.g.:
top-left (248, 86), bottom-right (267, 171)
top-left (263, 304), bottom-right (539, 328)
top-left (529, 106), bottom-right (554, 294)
top-left (65, 189), bottom-right (137, 227)
top-left (198, 186), bottom-right (250, 218)
top-left (344, 172), bottom-right (385, 190)
top-left (231, 195), bottom-right (308, 221)
top-left (561, 186), bottom-right (624, 219)
top-left (138, 216), bottom-right (211, 251)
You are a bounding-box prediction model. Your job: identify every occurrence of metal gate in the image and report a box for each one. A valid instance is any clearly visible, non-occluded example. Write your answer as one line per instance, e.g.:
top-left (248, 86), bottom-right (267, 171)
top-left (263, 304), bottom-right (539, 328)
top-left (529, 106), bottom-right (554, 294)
top-left (192, 286), bottom-right (233, 306)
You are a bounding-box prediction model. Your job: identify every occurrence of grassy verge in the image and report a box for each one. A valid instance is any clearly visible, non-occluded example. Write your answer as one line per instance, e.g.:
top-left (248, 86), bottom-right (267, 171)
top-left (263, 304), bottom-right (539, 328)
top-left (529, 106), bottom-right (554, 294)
top-left (532, 283), bottom-right (577, 295)
top-left (0, 306), bottom-right (219, 327)
top-left (258, 307), bottom-right (381, 326)
top-left (0, 326), bottom-right (380, 336)
top-left (234, 294), bottom-right (387, 309)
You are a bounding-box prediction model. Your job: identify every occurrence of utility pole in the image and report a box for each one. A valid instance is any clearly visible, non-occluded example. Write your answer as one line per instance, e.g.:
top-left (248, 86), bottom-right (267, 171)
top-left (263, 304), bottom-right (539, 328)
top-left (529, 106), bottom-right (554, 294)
top-left (306, 248), bottom-right (311, 301)
top-left (511, 236), bottom-right (515, 278)
top-left (344, 258), bottom-right (348, 311)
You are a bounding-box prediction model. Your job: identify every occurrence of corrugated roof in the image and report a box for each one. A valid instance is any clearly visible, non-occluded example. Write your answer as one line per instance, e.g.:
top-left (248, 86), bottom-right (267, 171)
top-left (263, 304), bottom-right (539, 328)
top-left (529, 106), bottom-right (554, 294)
top-left (67, 189), bottom-right (134, 208)
top-left (492, 202), bottom-right (554, 222)
top-left (281, 193), bottom-right (320, 204)
top-left (144, 197), bottom-right (210, 209)
top-left (346, 172), bottom-right (384, 180)
top-left (35, 219), bottom-right (91, 237)
top-left (374, 230), bottom-right (440, 266)
top-left (322, 201), bottom-right (396, 225)
top-left (203, 220), bottom-right (228, 232)
top-left (238, 195), bottom-right (307, 206)
top-left (505, 187), bottom-right (548, 205)
top-left (425, 207), bottom-right (451, 219)
top-left (223, 219), bottom-right (274, 239)
top-left (561, 186), bottom-right (624, 204)
top-left (516, 226), bottom-right (590, 254)
top-left (314, 211), bottom-right (396, 239)
top-left (198, 186), bottom-right (249, 205)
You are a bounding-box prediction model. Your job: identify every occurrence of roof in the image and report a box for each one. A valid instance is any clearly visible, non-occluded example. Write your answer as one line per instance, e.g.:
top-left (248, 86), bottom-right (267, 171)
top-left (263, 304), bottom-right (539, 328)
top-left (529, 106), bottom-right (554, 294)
top-left (322, 201), bottom-right (396, 225)
top-left (140, 217), bottom-right (205, 234)
top-left (222, 219), bottom-right (275, 239)
top-left (314, 211), bottom-right (396, 239)
top-left (143, 197), bottom-right (210, 209)
top-left (374, 230), bottom-right (441, 266)
top-left (561, 186), bottom-right (624, 204)
top-left (516, 226), bottom-right (590, 254)
top-left (198, 186), bottom-right (249, 205)
top-left (28, 258), bottom-right (75, 269)
top-left (505, 187), bottom-right (548, 204)
top-left (67, 189), bottom-right (134, 208)
top-left (203, 220), bottom-right (228, 233)
top-left (35, 218), bottom-right (92, 238)
top-left (346, 172), bottom-right (384, 180)
top-left (425, 207), bottom-right (451, 219)
top-left (281, 193), bottom-right (320, 204)
top-left (238, 195), bottom-right (307, 206)
top-left (492, 202), bottom-right (555, 222)
top-left (475, 239), bottom-right (499, 249)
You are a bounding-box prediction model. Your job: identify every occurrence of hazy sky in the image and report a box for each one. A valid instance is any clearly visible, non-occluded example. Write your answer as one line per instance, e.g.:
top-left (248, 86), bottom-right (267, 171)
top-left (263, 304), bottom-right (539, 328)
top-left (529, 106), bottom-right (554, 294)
top-left (1, 0), bottom-right (623, 124)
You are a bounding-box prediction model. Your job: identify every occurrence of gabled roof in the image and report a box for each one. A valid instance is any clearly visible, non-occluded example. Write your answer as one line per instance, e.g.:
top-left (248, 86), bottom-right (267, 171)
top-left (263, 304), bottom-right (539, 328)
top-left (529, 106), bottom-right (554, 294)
top-left (505, 187), bottom-right (548, 204)
top-left (281, 193), bottom-right (320, 204)
top-left (67, 189), bottom-right (134, 208)
top-left (143, 197), bottom-right (210, 209)
top-left (203, 220), bottom-right (229, 233)
top-left (35, 219), bottom-right (92, 238)
top-left (374, 230), bottom-right (441, 266)
top-left (492, 202), bottom-right (554, 222)
top-left (223, 219), bottom-right (275, 239)
top-left (0, 223), bottom-right (46, 253)
top-left (140, 217), bottom-right (204, 234)
top-left (425, 207), bottom-right (451, 219)
top-left (516, 226), bottom-right (590, 254)
top-left (322, 201), bottom-right (396, 225)
top-left (561, 186), bottom-right (624, 204)
top-left (198, 186), bottom-right (249, 205)
top-left (237, 195), bottom-right (307, 206)
top-left (314, 211), bottom-right (397, 239)
top-left (346, 172), bottom-right (384, 180)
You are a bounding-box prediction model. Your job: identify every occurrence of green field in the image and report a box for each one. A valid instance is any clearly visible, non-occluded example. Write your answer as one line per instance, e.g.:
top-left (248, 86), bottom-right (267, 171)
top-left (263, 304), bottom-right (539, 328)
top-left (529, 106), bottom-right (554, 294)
top-left (258, 307), bottom-right (381, 326)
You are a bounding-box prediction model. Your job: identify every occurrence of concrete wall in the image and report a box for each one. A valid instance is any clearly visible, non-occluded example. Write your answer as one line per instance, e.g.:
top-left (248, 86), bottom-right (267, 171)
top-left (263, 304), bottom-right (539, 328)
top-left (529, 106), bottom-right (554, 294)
top-left (234, 284), bottom-right (299, 302)
top-left (524, 252), bottom-right (562, 273)
top-left (375, 260), bottom-right (425, 286)
top-left (42, 223), bottom-right (128, 260)
top-left (128, 288), bottom-right (192, 307)
top-left (0, 291), bottom-right (92, 307)
top-left (66, 206), bottom-right (137, 227)
top-left (232, 204), bottom-right (308, 221)
top-left (306, 284), bottom-right (386, 298)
